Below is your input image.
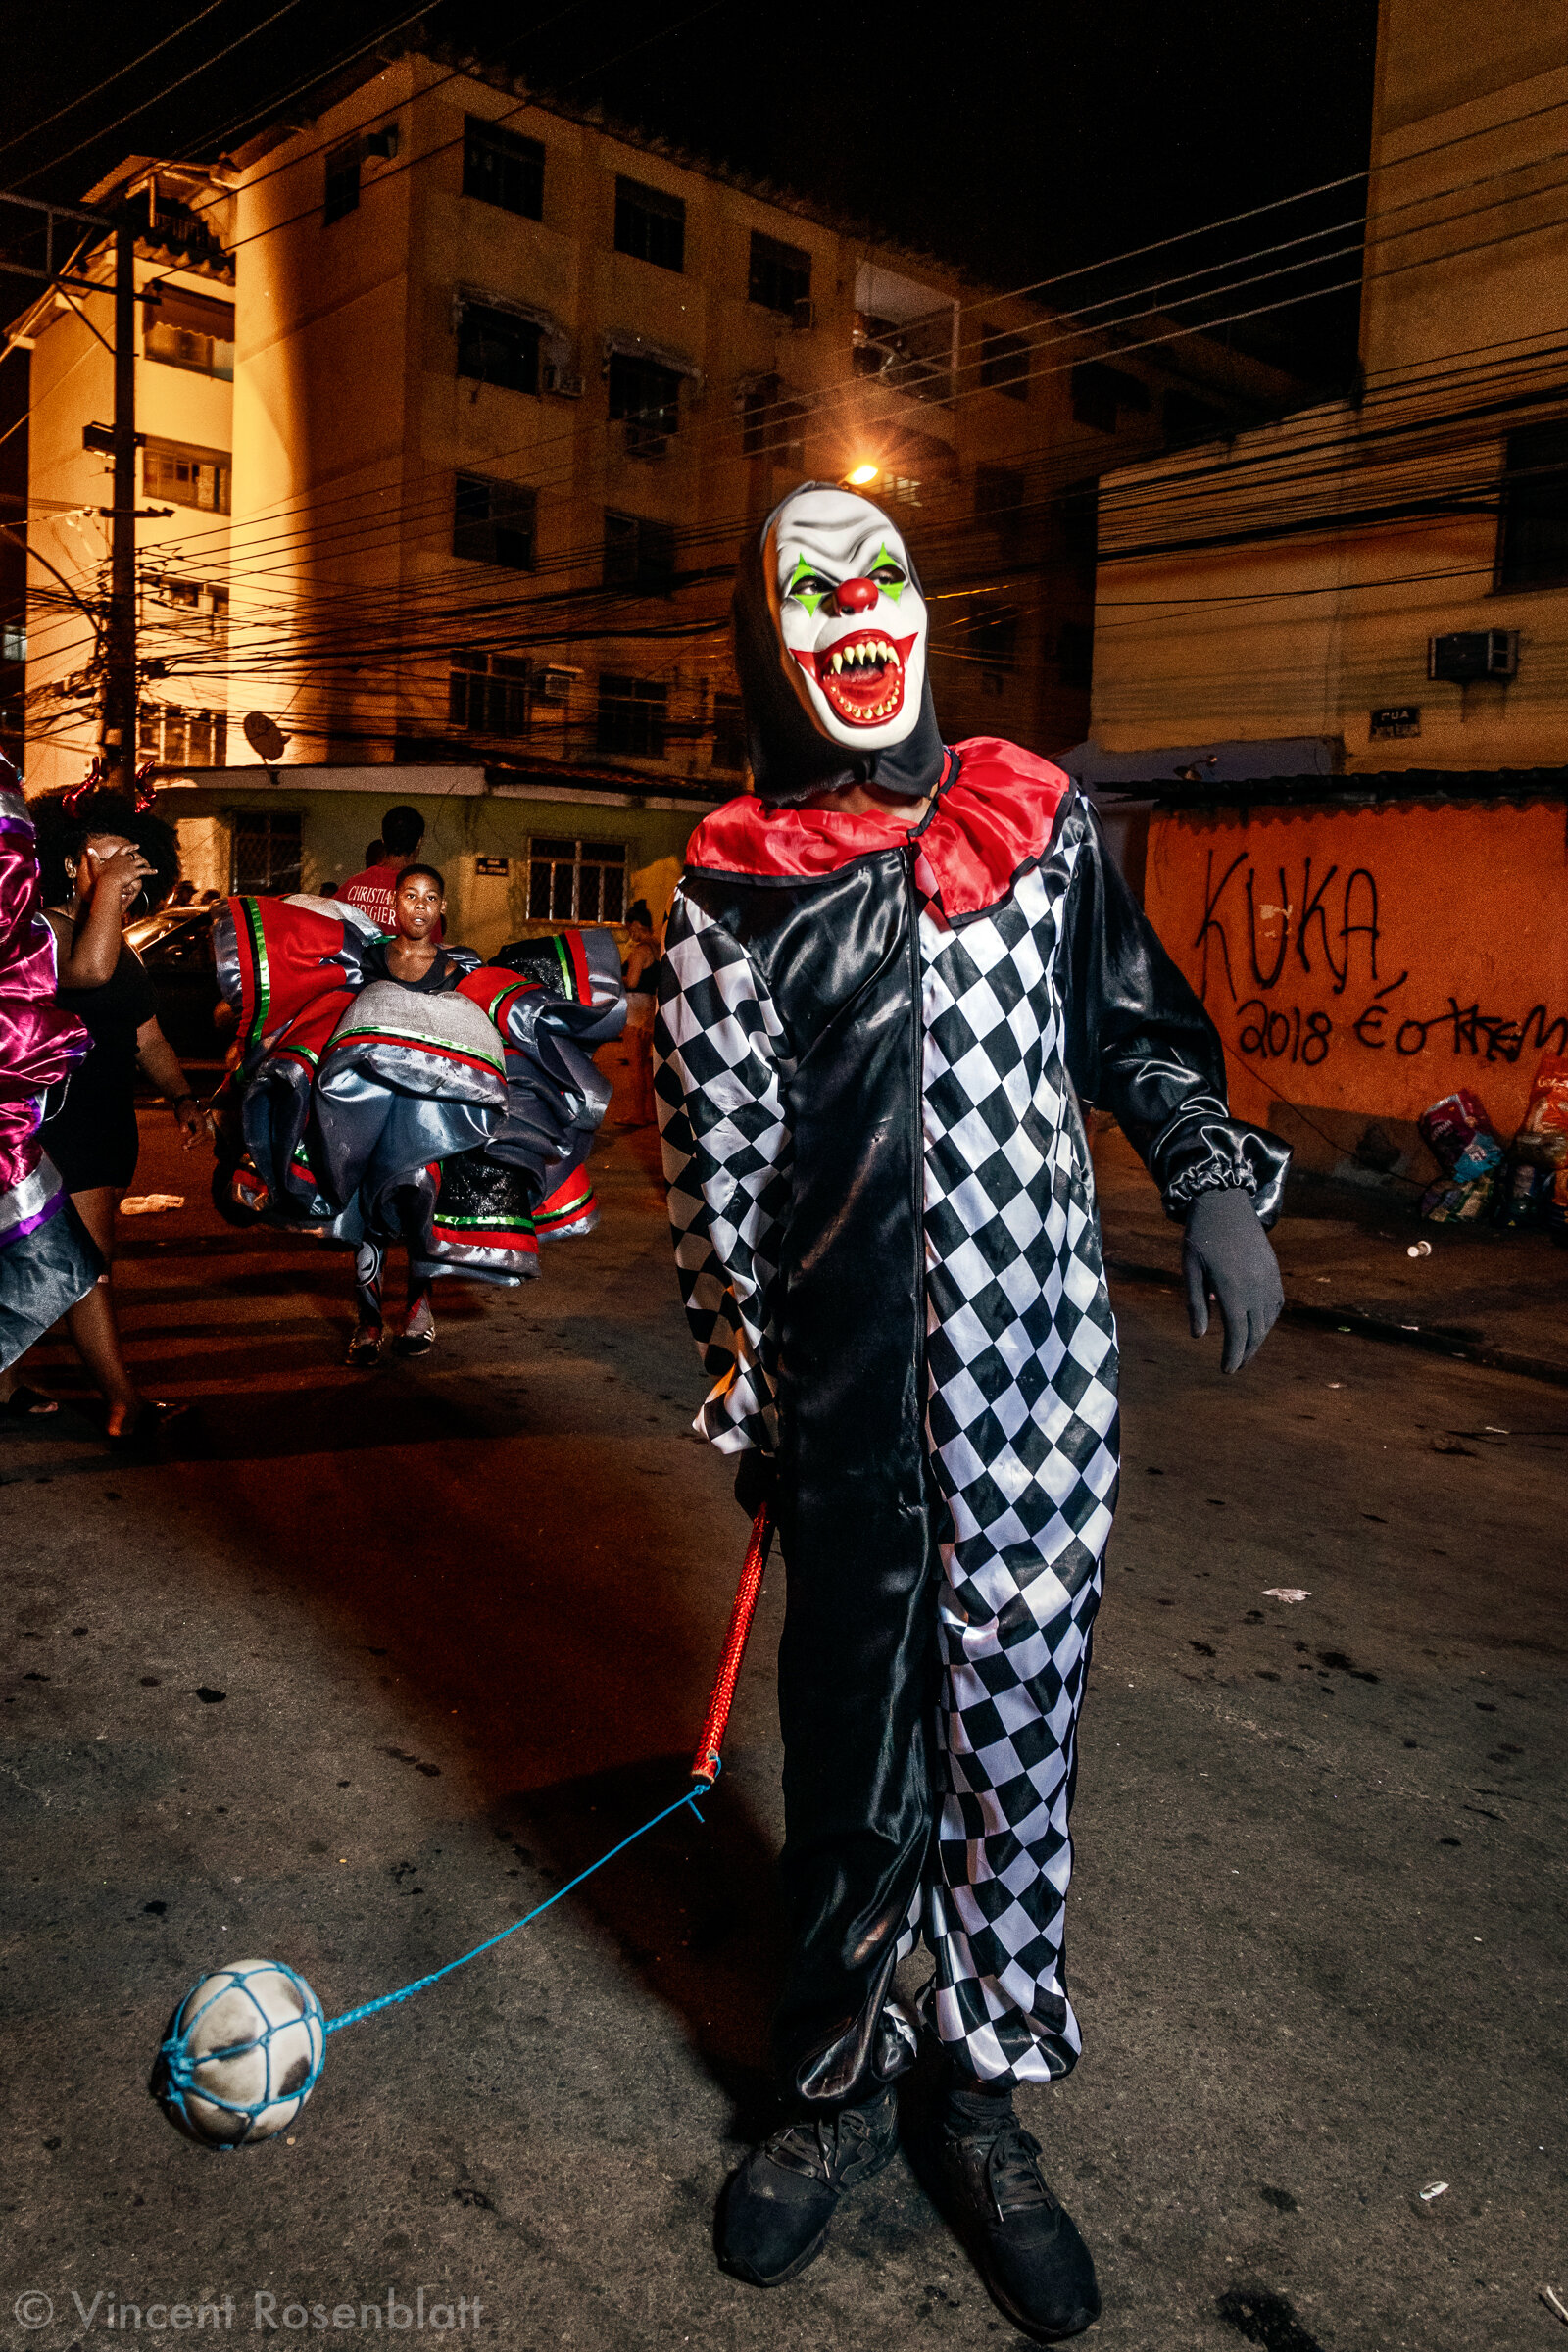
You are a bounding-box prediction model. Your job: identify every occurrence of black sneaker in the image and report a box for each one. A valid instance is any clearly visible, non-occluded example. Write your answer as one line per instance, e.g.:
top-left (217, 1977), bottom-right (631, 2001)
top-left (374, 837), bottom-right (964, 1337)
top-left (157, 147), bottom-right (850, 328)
top-left (939, 2084), bottom-right (1100, 2342)
top-left (717, 2085), bottom-right (899, 2286)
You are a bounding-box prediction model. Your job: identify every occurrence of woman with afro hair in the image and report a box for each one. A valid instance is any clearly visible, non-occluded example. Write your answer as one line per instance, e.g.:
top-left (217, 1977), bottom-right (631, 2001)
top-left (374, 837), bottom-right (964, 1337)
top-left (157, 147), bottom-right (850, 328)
top-left (27, 783), bottom-right (207, 1446)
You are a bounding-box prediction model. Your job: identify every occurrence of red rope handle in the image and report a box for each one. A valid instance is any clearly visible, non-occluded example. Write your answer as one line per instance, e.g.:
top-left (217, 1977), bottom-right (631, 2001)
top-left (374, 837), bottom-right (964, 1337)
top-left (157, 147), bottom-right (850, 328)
top-left (690, 1505), bottom-right (772, 1786)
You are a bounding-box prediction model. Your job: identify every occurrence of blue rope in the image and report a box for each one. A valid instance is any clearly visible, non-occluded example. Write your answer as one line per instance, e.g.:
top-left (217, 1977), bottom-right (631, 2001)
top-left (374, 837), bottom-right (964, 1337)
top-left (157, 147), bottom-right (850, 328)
top-left (323, 1773), bottom-right (713, 2036)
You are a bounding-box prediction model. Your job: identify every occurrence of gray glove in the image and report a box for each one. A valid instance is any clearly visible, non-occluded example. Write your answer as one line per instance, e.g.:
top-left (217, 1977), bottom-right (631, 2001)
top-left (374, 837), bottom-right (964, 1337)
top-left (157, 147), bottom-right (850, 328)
top-left (1182, 1186), bottom-right (1284, 1373)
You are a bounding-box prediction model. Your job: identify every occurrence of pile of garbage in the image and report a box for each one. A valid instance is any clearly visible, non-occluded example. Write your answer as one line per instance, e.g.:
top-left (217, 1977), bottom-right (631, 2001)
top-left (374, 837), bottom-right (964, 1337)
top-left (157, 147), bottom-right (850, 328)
top-left (1418, 1054), bottom-right (1568, 1232)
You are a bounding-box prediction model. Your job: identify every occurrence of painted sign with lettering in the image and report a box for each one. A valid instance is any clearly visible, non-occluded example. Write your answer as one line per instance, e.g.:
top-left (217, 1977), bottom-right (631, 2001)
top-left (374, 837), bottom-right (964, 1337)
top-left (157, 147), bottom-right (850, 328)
top-left (1143, 799), bottom-right (1568, 1131)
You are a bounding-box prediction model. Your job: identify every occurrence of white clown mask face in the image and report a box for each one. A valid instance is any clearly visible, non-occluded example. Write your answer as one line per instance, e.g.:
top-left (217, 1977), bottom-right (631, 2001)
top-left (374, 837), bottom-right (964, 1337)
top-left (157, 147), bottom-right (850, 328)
top-left (767, 487), bottom-right (928, 752)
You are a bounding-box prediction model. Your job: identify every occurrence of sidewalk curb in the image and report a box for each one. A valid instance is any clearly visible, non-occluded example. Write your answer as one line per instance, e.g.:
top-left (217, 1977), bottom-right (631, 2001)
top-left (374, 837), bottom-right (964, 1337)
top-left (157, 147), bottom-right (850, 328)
top-left (1102, 1257), bottom-right (1568, 1391)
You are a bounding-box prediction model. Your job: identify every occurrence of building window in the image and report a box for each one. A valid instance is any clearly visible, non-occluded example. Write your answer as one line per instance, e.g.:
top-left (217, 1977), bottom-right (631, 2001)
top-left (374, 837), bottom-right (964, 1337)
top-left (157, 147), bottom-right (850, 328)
top-left (457, 302), bottom-right (542, 397)
top-left (1071, 361), bottom-right (1151, 434)
top-left (608, 353), bottom-right (682, 440)
top-left (453, 474), bottom-right (537, 569)
top-left (143, 439), bottom-right (231, 514)
top-left (324, 142), bottom-right (361, 225)
top-left (1164, 390), bottom-right (1229, 448)
top-left (740, 374), bottom-right (806, 465)
top-left (159, 580), bottom-right (229, 643)
top-left (448, 649), bottom-right (530, 736)
top-left (143, 288), bottom-right (234, 380)
top-left (1057, 620), bottom-right (1094, 693)
top-left (527, 836), bottom-right (627, 922)
top-left (138, 704), bottom-right (228, 766)
top-left (596, 673), bottom-right (667, 759)
top-left (2, 626), bottom-right (25, 663)
top-left (980, 326), bottom-right (1029, 400)
top-left (463, 116), bottom-right (544, 220)
top-left (604, 511), bottom-right (675, 594)
top-left (231, 811), bottom-right (302, 894)
top-left (749, 231), bottom-right (811, 314)
top-left (1496, 417), bottom-right (1568, 591)
top-left (711, 691), bottom-right (747, 771)
top-left (614, 175), bottom-right (685, 271)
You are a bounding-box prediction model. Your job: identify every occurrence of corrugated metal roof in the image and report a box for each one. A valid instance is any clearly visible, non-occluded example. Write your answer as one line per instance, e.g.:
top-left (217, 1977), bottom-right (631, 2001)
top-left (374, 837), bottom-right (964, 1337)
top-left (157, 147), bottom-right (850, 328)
top-left (1133, 767), bottom-right (1568, 812)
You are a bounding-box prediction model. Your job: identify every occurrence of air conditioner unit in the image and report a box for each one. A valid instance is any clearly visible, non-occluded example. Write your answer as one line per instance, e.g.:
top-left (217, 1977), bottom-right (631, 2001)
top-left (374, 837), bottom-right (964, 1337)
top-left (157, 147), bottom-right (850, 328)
top-left (1428, 628), bottom-right (1518, 683)
top-left (544, 366), bottom-right (583, 398)
top-left (363, 124), bottom-right (399, 161)
top-left (537, 664), bottom-right (582, 704)
top-left (791, 297), bottom-right (816, 332)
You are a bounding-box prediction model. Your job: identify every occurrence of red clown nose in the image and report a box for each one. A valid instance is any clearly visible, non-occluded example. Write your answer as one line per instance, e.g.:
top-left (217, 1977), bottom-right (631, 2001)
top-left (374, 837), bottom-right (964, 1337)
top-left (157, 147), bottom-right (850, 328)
top-left (832, 576), bottom-right (880, 613)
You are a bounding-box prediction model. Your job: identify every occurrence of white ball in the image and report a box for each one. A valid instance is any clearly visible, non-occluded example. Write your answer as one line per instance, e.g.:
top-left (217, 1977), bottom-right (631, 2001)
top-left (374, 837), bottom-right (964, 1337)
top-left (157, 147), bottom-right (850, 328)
top-left (155, 1958), bottom-right (324, 2149)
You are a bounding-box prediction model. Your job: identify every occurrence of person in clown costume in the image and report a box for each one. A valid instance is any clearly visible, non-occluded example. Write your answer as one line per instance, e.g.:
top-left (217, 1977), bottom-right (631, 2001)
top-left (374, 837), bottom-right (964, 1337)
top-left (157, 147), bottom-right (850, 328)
top-left (654, 484), bottom-right (1288, 2338)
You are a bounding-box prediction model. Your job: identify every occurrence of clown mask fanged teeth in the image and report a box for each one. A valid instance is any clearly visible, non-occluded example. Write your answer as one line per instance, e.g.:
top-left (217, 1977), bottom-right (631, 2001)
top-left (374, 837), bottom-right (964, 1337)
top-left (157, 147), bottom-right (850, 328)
top-left (768, 487), bottom-right (930, 753)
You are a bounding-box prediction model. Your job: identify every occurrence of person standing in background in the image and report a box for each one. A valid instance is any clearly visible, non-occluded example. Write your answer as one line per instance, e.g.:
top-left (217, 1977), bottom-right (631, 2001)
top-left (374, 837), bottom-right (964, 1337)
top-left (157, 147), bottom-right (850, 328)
top-left (32, 786), bottom-right (207, 1449)
top-left (619, 898), bottom-right (662, 1128)
top-left (340, 808), bottom-right (432, 932)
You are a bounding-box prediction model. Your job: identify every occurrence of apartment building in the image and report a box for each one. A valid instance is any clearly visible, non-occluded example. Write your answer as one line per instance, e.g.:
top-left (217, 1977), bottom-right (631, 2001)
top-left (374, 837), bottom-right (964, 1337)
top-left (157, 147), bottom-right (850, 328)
top-left (1078, 0), bottom-right (1568, 1156)
top-left (16, 45), bottom-right (1294, 949)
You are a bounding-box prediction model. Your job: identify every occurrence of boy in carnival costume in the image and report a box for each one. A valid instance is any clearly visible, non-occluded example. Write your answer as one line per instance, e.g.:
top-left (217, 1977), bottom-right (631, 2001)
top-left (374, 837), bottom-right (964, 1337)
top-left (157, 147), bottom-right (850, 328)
top-left (653, 486), bottom-right (1289, 2339)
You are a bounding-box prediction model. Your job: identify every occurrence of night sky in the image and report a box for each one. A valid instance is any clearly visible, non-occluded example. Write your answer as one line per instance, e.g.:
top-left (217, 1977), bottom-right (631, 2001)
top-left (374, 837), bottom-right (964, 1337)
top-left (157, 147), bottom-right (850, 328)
top-left (0, 0), bottom-right (1381, 653)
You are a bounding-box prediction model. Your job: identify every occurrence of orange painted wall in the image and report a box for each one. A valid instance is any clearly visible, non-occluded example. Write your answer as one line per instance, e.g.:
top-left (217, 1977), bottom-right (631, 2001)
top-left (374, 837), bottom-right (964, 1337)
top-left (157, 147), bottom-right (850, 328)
top-left (1143, 800), bottom-right (1568, 1136)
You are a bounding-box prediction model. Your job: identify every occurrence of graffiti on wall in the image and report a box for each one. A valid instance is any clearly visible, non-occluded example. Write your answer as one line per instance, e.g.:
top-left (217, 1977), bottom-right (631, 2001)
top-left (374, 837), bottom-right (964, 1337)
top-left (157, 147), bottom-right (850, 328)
top-left (1193, 849), bottom-right (1567, 1079)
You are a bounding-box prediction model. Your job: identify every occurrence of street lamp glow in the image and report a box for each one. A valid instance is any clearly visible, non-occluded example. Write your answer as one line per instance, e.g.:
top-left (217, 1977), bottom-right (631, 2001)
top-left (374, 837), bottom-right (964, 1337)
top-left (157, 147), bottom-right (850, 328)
top-left (845, 463), bottom-right (879, 486)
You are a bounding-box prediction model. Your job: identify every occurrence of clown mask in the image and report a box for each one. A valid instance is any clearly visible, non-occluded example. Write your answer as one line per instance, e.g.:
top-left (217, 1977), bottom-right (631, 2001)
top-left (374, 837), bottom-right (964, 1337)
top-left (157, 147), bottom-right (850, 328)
top-left (767, 487), bottom-right (929, 754)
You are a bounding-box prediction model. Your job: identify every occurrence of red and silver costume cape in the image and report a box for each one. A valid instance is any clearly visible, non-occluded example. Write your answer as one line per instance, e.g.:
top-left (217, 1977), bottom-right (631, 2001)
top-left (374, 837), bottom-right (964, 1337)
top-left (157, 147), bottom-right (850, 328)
top-left (213, 895), bottom-right (624, 1280)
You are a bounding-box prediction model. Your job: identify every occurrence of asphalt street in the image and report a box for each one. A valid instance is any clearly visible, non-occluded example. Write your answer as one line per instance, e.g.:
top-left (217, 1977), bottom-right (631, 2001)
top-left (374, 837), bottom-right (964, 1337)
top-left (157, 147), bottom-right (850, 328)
top-left (1, 1112), bottom-right (1563, 2352)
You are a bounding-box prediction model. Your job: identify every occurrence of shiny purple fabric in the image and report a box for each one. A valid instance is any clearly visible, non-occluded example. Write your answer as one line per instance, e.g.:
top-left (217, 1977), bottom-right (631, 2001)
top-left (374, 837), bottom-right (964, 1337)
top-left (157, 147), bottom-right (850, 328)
top-left (0, 781), bottom-right (91, 1201)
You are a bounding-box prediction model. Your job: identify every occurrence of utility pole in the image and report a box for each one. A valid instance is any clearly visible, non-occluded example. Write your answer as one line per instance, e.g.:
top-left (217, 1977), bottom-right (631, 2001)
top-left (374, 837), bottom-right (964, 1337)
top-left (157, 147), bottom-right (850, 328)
top-left (102, 211), bottom-right (138, 783)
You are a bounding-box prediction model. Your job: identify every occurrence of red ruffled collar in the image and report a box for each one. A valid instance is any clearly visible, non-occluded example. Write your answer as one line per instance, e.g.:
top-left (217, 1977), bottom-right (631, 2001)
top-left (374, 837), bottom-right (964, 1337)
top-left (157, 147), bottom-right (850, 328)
top-left (684, 738), bottom-right (1073, 923)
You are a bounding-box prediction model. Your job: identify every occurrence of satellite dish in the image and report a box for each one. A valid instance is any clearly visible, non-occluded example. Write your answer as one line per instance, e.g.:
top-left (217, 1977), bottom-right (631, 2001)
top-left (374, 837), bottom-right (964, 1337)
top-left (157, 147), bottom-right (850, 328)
top-left (243, 711), bottom-right (289, 763)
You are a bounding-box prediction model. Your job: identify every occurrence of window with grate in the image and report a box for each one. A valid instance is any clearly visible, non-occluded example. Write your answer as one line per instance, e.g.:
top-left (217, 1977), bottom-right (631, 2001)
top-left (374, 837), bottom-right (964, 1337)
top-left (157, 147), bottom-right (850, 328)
top-left (463, 116), bottom-right (545, 220)
top-left (1496, 416), bottom-right (1568, 591)
top-left (527, 836), bottom-right (627, 922)
top-left (603, 511), bottom-right (676, 594)
top-left (608, 353), bottom-right (682, 438)
top-left (448, 649), bottom-right (530, 736)
top-left (979, 326), bottom-right (1030, 400)
top-left (453, 474), bottom-right (537, 569)
top-left (614, 176), bottom-right (685, 271)
top-left (138, 705), bottom-right (228, 766)
top-left (457, 302), bottom-right (542, 397)
top-left (143, 288), bottom-right (234, 380)
top-left (1057, 620), bottom-right (1094, 693)
top-left (143, 439), bottom-right (231, 514)
top-left (231, 811), bottom-right (302, 894)
top-left (711, 691), bottom-right (747, 771)
top-left (740, 374), bottom-right (806, 464)
top-left (1071, 361), bottom-right (1151, 434)
top-left (596, 674), bottom-right (667, 759)
top-left (749, 231), bottom-right (811, 314)
top-left (324, 142), bottom-right (361, 225)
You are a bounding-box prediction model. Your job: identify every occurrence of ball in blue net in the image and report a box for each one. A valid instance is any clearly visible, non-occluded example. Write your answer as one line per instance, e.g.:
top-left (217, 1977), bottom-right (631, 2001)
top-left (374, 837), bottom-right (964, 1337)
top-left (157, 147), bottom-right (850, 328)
top-left (151, 1958), bottom-right (324, 2149)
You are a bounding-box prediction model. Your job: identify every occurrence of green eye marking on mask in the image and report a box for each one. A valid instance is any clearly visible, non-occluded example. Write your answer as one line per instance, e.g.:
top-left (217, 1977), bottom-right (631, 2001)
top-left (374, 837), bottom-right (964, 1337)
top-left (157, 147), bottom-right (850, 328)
top-left (785, 557), bottom-right (828, 616)
top-left (868, 543), bottom-right (906, 603)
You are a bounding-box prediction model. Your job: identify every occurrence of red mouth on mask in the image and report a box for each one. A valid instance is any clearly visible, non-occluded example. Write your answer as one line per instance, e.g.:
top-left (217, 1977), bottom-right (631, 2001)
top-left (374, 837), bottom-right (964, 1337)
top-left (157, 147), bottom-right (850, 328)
top-left (792, 629), bottom-right (917, 726)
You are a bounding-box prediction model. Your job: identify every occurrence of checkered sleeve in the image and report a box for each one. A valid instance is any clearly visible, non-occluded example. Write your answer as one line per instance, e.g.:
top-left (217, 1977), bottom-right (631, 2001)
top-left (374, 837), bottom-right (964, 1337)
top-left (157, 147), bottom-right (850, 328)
top-left (653, 888), bottom-right (792, 1456)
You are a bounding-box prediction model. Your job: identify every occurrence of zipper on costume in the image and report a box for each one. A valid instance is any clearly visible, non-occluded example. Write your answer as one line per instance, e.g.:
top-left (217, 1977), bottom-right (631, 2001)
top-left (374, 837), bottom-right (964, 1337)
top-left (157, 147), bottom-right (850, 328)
top-left (905, 842), bottom-right (929, 1460)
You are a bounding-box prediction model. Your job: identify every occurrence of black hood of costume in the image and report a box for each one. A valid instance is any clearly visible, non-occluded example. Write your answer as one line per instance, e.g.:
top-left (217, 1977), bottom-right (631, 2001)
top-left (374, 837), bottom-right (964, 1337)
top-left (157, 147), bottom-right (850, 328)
top-left (732, 483), bottom-right (946, 806)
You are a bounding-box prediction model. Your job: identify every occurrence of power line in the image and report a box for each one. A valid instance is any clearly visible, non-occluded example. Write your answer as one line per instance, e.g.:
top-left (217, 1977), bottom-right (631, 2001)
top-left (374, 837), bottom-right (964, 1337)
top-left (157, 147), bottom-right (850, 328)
top-left (6, 0), bottom-right (318, 193)
top-left (0, 0), bottom-right (236, 172)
